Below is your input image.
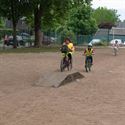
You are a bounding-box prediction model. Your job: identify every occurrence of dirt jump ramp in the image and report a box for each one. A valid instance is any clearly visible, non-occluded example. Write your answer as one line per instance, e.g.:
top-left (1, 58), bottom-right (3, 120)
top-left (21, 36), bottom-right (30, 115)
top-left (34, 71), bottom-right (84, 88)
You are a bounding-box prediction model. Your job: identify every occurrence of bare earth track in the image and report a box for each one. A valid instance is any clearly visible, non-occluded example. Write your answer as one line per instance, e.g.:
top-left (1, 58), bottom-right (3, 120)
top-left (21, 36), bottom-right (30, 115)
top-left (0, 48), bottom-right (125, 125)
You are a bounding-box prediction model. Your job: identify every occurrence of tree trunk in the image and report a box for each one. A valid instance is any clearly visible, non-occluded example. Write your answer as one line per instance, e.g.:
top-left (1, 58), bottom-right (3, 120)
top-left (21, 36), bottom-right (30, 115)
top-left (11, 0), bottom-right (17, 48)
top-left (12, 21), bottom-right (17, 48)
top-left (34, 6), bottom-right (43, 47)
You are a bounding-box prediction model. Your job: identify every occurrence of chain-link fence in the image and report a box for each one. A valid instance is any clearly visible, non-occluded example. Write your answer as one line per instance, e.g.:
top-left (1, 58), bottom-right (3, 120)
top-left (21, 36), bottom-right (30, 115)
top-left (43, 31), bottom-right (125, 46)
top-left (1, 29), bottom-right (125, 47)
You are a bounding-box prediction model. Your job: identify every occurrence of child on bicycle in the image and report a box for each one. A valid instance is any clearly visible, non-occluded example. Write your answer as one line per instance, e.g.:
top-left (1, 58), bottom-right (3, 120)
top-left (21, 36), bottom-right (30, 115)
top-left (61, 38), bottom-right (75, 62)
top-left (84, 43), bottom-right (94, 65)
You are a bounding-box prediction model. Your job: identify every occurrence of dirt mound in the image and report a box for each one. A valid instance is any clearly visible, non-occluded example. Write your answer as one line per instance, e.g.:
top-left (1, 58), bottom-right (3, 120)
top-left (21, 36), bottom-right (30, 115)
top-left (56, 72), bottom-right (85, 87)
top-left (34, 71), bottom-right (84, 88)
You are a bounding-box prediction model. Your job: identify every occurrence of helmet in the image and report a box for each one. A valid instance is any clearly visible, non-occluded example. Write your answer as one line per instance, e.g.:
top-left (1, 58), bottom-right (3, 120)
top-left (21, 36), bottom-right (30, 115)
top-left (115, 40), bottom-right (118, 44)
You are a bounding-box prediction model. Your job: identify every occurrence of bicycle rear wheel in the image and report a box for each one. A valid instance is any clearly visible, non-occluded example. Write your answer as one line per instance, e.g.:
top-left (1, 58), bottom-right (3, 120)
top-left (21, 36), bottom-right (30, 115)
top-left (60, 60), bottom-right (64, 72)
top-left (68, 59), bottom-right (72, 71)
top-left (85, 58), bottom-right (91, 72)
top-left (88, 59), bottom-right (92, 71)
top-left (60, 57), bottom-right (68, 72)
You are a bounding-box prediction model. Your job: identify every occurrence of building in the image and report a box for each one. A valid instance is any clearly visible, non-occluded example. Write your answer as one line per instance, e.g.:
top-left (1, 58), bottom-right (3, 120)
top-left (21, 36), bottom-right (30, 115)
top-left (94, 22), bottom-right (125, 41)
top-left (109, 22), bottom-right (125, 41)
top-left (5, 19), bottom-right (29, 32)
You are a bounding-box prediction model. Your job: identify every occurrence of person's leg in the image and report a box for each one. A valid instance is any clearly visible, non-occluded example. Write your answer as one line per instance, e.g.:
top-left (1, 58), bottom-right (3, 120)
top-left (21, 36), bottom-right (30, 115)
top-left (68, 53), bottom-right (72, 62)
top-left (87, 56), bottom-right (93, 64)
top-left (90, 56), bottom-right (93, 64)
top-left (85, 56), bottom-right (88, 65)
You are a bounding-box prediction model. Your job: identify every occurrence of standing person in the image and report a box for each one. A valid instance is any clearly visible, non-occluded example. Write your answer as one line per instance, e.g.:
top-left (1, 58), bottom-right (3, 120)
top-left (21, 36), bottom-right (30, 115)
top-left (113, 40), bottom-right (119, 56)
top-left (3, 34), bottom-right (8, 49)
top-left (4, 34), bottom-right (8, 45)
top-left (84, 43), bottom-right (94, 65)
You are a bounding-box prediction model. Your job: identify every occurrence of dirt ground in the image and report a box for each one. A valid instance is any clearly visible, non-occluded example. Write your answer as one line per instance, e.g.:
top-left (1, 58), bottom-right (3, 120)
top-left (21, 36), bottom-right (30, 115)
top-left (0, 48), bottom-right (125, 125)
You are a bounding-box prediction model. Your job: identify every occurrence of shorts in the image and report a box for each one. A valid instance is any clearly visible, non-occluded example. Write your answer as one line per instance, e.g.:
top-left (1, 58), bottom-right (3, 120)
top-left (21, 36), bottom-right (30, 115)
top-left (85, 56), bottom-right (93, 64)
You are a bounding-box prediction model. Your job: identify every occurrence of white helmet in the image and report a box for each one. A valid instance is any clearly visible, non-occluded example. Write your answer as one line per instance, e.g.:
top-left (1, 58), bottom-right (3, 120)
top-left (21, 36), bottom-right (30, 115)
top-left (88, 43), bottom-right (92, 47)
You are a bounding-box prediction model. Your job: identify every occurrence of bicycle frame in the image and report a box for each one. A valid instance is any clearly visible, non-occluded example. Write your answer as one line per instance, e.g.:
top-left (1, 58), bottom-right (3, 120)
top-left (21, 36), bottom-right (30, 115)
top-left (60, 53), bottom-right (72, 72)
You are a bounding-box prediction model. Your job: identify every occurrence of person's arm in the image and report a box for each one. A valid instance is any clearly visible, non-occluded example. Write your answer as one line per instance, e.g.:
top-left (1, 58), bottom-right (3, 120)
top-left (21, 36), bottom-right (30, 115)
top-left (71, 46), bottom-right (75, 52)
top-left (92, 49), bottom-right (95, 55)
top-left (63, 42), bottom-right (66, 45)
top-left (83, 49), bottom-right (86, 56)
top-left (68, 43), bottom-right (74, 52)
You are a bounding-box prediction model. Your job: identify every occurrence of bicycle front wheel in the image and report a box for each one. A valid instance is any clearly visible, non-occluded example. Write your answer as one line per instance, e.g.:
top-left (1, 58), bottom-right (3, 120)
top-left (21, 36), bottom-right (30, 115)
top-left (60, 60), bottom-right (64, 72)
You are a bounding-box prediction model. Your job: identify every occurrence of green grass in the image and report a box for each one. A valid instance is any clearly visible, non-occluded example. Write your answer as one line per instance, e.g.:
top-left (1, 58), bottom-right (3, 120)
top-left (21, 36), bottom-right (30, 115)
top-left (0, 45), bottom-right (110, 54)
top-left (0, 46), bottom-right (60, 54)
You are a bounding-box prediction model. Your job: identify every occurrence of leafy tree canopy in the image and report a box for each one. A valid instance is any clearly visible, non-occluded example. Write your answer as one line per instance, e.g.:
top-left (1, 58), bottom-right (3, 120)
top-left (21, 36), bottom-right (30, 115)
top-left (67, 4), bottom-right (97, 35)
top-left (93, 7), bottom-right (120, 26)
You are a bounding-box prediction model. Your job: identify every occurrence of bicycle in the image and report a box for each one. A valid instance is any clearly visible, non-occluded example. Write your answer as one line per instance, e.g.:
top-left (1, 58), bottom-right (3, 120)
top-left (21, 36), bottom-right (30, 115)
top-left (60, 53), bottom-right (72, 72)
top-left (85, 56), bottom-right (92, 72)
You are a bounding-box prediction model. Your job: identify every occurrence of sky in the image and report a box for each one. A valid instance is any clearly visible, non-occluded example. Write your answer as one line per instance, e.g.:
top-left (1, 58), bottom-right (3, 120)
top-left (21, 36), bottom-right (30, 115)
top-left (92, 0), bottom-right (125, 21)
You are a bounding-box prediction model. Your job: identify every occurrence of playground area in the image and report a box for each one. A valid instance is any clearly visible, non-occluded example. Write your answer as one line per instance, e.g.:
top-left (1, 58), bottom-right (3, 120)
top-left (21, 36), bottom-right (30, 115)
top-left (0, 48), bottom-right (125, 125)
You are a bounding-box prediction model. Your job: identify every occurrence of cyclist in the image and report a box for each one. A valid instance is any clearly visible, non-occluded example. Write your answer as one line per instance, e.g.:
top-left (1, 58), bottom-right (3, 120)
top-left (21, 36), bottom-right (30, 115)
top-left (63, 38), bottom-right (75, 63)
top-left (60, 38), bottom-right (74, 71)
top-left (84, 43), bottom-right (94, 65)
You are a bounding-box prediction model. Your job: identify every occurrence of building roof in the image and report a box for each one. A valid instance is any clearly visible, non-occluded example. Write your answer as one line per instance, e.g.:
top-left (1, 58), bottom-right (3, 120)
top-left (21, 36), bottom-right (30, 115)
top-left (116, 22), bottom-right (125, 28)
top-left (95, 29), bottom-right (109, 36)
top-left (110, 27), bottom-right (125, 35)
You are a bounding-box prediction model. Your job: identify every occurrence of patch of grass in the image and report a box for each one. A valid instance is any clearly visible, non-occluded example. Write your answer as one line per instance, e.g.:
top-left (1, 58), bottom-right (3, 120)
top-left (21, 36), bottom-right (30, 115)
top-left (0, 46), bottom-right (60, 54)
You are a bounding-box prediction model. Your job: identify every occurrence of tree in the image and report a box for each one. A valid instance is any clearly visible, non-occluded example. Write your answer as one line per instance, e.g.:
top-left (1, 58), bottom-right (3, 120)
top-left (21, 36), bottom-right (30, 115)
top-left (26, 0), bottom-right (94, 47)
top-left (0, 0), bottom-right (30, 48)
top-left (67, 4), bottom-right (97, 35)
top-left (93, 7), bottom-right (120, 41)
top-left (71, 0), bottom-right (92, 6)
top-left (0, 17), bottom-right (5, 28)
top-left (25, 0), bottom-right (71, 47)
top-left (93, 7), bottom-right (120, 26)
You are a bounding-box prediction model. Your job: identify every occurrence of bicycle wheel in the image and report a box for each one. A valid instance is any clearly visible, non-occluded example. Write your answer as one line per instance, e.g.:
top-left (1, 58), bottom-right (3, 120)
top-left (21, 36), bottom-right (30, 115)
top-left (68, 59), bottom-right (72, 71)
top-left (88, 59), bottom-right (91, 71)
top-left (85, 62), bottom-right (88, 72)
top-left (85, 58), bottom-right (91, 72)
top-left (60, 60), bottom-right (64, 72)
top-left (60, 56), bottom-right (68, 72)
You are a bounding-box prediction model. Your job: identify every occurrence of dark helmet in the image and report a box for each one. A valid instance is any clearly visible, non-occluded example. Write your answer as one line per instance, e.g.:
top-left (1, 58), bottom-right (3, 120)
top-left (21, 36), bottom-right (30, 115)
top-left (115, 40), bottom-right (118, 44)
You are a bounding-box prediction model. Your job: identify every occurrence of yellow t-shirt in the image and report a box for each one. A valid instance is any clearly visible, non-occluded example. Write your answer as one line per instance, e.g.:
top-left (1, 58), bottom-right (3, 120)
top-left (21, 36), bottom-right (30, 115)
top-left (67, 43), bottom-right (75, 53)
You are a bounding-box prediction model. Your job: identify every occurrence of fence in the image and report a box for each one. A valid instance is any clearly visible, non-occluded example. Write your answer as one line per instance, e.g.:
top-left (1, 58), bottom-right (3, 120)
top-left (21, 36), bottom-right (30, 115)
top-left (43, 32), bottom-right (93, 45)
top-left (43, 32), bottom-right (125, 45)
top-left (1, 29), bottom-right (125, 46)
